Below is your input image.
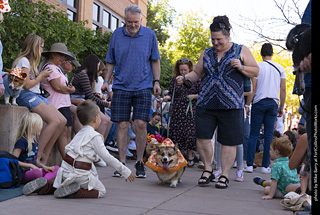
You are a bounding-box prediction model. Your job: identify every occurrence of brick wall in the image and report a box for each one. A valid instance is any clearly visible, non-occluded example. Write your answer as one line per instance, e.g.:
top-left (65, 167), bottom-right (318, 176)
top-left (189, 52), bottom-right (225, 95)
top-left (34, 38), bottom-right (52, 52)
top-left (34, 0), bottom-right (148, 28)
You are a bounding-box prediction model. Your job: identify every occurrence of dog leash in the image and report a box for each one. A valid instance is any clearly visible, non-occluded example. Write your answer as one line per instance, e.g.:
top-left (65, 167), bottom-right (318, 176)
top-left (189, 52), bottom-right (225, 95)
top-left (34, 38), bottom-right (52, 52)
top-left (186, 96), bottom-right (193, 118)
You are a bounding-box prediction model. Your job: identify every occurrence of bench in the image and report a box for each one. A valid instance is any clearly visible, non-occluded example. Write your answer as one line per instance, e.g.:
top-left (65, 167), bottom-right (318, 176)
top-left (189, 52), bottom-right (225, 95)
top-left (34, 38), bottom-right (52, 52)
top-left (0, 105), bottom-right (62, 166)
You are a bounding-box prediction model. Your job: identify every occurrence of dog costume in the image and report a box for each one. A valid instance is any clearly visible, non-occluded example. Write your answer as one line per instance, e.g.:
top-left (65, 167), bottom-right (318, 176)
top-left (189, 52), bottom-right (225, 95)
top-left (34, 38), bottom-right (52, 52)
top-left (146, 138), bottom-right (187, 173)
top-left (0, 0), bottom-right (11, 13)
top-left (1, 68), bottom-right (25, 99)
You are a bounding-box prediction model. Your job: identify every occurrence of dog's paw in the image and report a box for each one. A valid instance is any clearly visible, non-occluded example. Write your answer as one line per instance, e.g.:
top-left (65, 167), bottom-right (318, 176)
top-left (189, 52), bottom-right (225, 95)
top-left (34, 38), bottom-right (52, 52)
top-left (170, 180), bottom-right (178, 188)
top-left (5, 102), bottom-right (11, 105)
top-left (158, 181), bottom-right (164, 186)
top-left (12, 103), bottom-right (18, 106)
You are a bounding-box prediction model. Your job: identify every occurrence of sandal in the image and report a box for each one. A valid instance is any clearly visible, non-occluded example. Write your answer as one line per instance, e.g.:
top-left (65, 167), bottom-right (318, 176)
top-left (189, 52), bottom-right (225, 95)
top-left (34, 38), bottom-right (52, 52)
top-left (215, 175), bottom-right (229, 189)
top-left (198, 170), bottom-right (215, 186)
top-left (187, 158), bottom-right (195, 167)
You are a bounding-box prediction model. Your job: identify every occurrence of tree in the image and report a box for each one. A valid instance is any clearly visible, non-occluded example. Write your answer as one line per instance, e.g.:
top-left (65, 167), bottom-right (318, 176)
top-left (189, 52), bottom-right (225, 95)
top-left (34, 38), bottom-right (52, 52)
top-left (146, 0), bottom-right (175, 46)
top-left (236, 0), bottom-right (308, 49)
top-left (166, 10), bottom-right (212, 64)
top-left (147, 0), bottom-right (176, 91)
top-left (0, 0), bottom-right (111, 69)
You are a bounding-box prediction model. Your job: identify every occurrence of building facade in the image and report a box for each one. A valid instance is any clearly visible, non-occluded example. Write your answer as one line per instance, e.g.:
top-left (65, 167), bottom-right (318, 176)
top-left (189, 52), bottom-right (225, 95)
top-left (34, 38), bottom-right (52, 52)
top-left (39, 0), bottom-right (148, 33)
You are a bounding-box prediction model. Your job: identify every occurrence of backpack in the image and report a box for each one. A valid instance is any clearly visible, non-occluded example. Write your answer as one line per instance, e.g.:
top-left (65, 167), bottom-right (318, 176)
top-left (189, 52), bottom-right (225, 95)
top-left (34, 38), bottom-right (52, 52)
top-left (0, 150), bottom-right (22, 188)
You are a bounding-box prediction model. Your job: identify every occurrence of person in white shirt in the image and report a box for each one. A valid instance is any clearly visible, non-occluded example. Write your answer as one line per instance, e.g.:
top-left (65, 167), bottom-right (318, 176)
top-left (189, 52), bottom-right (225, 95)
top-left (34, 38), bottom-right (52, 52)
top-left (245, 43), bottom-right (286, 174)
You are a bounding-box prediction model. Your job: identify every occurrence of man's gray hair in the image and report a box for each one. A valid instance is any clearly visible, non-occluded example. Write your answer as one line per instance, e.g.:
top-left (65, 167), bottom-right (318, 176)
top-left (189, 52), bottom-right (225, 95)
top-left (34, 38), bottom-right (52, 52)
top-left (125, 4), bottom-right (142, 18)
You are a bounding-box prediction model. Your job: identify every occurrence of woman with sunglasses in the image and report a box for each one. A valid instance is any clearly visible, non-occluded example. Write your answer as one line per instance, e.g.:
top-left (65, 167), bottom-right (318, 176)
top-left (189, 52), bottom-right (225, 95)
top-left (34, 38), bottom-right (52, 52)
top-left (176, 15), bottom-right (259, 189)
top-left (163, 58), bottom-right (201, 167)
top-left (40, 43), bottom-right (76, 159)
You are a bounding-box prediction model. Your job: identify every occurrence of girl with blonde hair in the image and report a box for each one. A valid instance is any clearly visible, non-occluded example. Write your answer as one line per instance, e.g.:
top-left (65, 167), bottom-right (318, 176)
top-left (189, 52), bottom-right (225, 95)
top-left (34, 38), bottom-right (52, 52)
top-left (14, 34), bottom-right (67, 165)
top-left (12, 112), bottom-right (59, 184)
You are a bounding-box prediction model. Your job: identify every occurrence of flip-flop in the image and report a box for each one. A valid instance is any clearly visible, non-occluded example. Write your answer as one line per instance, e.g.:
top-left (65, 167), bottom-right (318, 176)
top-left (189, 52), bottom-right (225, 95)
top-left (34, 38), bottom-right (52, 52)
top-left (215, 175), bottom-right (229, 189)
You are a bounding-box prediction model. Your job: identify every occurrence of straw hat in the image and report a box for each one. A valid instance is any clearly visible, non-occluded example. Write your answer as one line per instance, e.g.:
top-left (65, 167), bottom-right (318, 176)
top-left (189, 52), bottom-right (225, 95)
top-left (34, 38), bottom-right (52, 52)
top-left (42, 43), bottom-right (75, 61)
top-left (0, 0), bottom-right (11, 13)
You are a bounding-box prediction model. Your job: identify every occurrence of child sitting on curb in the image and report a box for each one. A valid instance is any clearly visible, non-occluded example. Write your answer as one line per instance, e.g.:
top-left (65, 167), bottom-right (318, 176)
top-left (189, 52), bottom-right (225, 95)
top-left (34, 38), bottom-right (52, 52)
top-left (23, 100), bottom-right (135, 198)
top-left (253, 137), bottom-right (300, 200)
top-left (12, 112), bottom-right (59, 184)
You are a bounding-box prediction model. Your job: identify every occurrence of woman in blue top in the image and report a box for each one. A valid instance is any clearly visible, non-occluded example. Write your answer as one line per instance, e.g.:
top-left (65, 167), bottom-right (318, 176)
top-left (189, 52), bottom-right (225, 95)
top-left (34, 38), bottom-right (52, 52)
top-left (177, 16), bottom-right (259, 188)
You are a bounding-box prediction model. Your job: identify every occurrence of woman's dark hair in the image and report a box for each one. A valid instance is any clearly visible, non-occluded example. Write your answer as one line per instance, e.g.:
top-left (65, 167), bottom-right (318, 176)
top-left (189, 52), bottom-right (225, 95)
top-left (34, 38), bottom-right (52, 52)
top-left (284, 130), bottom-right (296, 145)
top-left (76, 54), bottom-right (100, 86)
top-left (210, 15), bottom-right (231, 36)
top-left (260, 43), bottom-right (273, 57)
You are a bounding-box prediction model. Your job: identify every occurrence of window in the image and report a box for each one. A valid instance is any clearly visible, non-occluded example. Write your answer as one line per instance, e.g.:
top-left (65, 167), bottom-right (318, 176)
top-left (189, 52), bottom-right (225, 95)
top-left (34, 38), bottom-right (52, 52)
top-left (67, 0), bottom-right (75, 8)
top-left (93, 3), bottom-right (100, 22)
top-left (103, 10), bottom-right (110, 28)
top-left (59, 0), bottom-right (78, 22)
top-left (93, 0), bottom-right (124, 32)
top-left (111, 16), bottom-right (119, 31)
top-left (67, 9), bottom-right (76, 22)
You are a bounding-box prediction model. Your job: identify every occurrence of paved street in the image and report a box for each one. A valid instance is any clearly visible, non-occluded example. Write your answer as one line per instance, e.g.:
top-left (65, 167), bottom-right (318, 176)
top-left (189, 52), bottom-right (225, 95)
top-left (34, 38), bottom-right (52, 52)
top-left (0, 160), bottom-right (294, 215)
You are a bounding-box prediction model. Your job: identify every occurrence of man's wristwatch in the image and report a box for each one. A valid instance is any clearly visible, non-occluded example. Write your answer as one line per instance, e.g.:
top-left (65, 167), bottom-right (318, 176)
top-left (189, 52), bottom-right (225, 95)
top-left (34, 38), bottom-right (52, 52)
top-left (153, 80), bottom-right (160, 84)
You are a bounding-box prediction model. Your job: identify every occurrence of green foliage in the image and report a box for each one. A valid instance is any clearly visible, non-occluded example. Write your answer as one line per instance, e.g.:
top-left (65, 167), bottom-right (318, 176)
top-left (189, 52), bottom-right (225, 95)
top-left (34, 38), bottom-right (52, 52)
top-left (166, 10), bottom-right (212, 64)
top-left (147, 0), bottom-right (175, 46)
top-left (146, 0), bottom-right (175, 91)
top-left (0, 0), bottom-right (111, 69)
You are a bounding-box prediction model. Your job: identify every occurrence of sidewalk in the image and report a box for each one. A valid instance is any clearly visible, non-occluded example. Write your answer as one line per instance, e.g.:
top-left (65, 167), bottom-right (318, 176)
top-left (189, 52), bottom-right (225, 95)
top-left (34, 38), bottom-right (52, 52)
top-left (0, 160), bottom-right (293, 215)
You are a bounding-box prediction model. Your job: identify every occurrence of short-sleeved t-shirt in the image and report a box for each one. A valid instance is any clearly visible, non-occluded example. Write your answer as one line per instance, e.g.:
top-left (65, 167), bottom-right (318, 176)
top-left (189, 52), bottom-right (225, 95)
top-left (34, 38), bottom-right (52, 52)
top-left (17, 57), bottom-right (41, 94)
top-left (14, 137), bottom-right (38, 165)
top-left (147, 123), bottom-right (159, 135)
top-left (41, 64), bottom-right (71, 109)
top-left (105, 25), bottom-right (160, 91)
top-left (271, 157), bottom-right (300, 195)
top-left (254, 60), bottom-right (286, 105)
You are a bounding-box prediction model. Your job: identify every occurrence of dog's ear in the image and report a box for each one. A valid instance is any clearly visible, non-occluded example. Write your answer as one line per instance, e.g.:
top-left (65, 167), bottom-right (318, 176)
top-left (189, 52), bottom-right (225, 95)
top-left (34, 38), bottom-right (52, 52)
top-left (21, 72), bottom-right (27, 79)
top-left (155, 144), bottom-right (160, 152)
top-left (173, 144), bottom-right (178, 153)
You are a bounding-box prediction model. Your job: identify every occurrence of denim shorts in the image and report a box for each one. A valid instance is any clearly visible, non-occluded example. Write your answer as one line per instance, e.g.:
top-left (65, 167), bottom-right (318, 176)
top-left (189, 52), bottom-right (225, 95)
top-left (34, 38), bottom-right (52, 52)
top-left (16, 90), bottom-right (50, 111)
top-left (195, 107), bottom-right (243, 146)
top-left (111, 89), bottom-right (152, 122)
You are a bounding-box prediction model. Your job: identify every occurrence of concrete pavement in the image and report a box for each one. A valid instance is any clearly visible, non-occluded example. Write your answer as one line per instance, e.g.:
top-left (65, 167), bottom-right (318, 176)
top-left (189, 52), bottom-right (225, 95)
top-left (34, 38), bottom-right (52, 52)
top-left (0, 160), bottom-right (294, 215)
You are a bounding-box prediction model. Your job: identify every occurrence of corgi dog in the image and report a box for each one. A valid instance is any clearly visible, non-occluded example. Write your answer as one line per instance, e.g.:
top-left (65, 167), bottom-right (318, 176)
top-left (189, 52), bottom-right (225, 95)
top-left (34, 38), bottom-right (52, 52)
top-left (1, 68), bottom-right (26, 105)
top-left (154, 144), bottom-right (186, 188)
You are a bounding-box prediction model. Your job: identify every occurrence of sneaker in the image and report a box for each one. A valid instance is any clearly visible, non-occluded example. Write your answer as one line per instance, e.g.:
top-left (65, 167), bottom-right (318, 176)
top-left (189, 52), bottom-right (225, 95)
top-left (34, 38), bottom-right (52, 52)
top-left (135, 161), bottom-right (146, 178)
top-left (243, 165), bottom-right (253, 173)
top-left (106, 140), bottom-right (118, 152)
top-left (113, 163), bottom-right (126, 178)
top-left (233, 161), bottom-right (237, 168)
top-left (126, 148), bottom-right (133, 157)
top-left (23, 177), bottom-right (47, 195)
top-left (213, 170), bottom-right (222, 182)
top-left (127, 126), bottom-right (136, 139)
top-left (94, 158), bottom-right (107, 167)
top-left (235, 169), bottom-right (244, 182)
top-left (261, 167), bottom-right (271, 174)
top-left (127, 140), bottom-right (136, 150)
top-left (253, 176), bottom-right (266, 186)
top-left (54, 183), bottom-right (80, 198)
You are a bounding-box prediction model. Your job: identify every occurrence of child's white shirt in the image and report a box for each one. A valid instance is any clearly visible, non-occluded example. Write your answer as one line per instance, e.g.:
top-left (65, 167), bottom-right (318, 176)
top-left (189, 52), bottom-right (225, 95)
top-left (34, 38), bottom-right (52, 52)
top-left (53, 125), bottom-right (131, 197)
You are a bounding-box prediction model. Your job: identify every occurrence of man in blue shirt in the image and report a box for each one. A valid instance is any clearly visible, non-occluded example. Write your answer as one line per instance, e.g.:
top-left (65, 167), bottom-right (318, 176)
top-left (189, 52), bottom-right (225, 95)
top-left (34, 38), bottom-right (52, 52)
top-left (103, 4), bottom-right (161, 178)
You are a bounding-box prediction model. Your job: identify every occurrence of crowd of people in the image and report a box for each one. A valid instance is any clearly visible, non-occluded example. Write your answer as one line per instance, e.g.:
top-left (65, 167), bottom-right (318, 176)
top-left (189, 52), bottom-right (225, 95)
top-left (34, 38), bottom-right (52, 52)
top-left (0, 2), bottom-right (312, 210)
